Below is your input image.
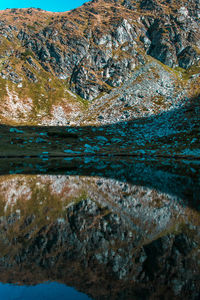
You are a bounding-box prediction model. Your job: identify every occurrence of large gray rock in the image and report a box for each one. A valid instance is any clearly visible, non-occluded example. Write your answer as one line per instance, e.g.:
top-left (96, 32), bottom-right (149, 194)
top-left (178, 46), bottom-right (198, 69)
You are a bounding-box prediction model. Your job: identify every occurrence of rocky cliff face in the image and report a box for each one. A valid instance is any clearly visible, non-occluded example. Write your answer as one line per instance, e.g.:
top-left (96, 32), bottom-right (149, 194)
top-left (0, 0), bottom-right (199, 125)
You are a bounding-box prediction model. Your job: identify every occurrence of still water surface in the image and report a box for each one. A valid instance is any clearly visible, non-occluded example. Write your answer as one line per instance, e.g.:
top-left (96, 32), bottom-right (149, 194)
top-left (0, 282), bottom-right (91, 300)
top-left (0, 157), bottom-right (199, 299)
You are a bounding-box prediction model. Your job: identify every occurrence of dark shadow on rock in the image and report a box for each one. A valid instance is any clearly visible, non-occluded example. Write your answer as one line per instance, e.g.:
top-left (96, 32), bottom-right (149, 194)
top-left (0, 95), bottom-right (199, 158)
top-left (0, 96), bottom-right (199, 210)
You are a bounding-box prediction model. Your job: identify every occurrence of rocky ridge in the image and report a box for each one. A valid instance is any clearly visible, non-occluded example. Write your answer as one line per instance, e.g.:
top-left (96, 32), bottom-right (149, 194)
top-left (0, 0), bottom-right (199, 125)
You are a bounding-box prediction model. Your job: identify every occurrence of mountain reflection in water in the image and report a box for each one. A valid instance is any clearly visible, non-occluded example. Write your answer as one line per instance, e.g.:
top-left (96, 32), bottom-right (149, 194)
top-left (0, 157), bottom-right (199, 300)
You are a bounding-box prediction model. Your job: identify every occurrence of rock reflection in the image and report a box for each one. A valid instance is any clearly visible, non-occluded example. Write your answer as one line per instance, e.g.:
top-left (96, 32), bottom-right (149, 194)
top-left (0, 159), bottom-right (199, 299)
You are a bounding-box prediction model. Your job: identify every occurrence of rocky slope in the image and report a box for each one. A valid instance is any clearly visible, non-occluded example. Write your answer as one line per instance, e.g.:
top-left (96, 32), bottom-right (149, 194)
top-left (0, 0), bottom-right (199, 125)
top-left (0, 94), bottom-right (199, 158)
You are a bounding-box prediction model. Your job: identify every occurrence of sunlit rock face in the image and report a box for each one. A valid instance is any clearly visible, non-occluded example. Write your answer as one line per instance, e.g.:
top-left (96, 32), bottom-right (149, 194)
top-left (0, 172), bottom-right (199, 299)
top-left (0, 0), bottom-right (199, 125)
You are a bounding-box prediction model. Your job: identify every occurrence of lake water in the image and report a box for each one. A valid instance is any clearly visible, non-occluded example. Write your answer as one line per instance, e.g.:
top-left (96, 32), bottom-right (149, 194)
top-left (0, 157), bottom-right (199, 299)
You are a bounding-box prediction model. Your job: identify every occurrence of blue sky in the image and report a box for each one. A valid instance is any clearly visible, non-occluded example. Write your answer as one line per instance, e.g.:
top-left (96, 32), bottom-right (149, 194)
top-left (0, 0), bottom-right (89, 12)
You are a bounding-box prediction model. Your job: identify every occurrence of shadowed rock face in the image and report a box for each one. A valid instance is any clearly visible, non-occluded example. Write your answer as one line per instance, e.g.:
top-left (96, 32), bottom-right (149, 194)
top-left (0, 95), bottom-right (199, 158)
top-left (0, 158), bottom-right (199, 299)
top-left (0, 0), bottom-right (199, 125)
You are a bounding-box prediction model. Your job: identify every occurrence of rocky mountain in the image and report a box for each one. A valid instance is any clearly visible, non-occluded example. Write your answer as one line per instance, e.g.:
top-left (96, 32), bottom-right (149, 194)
top-left (0, 3), bottom-right (199, 298)
top-left (0, 0), bottom-right (199, 125)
